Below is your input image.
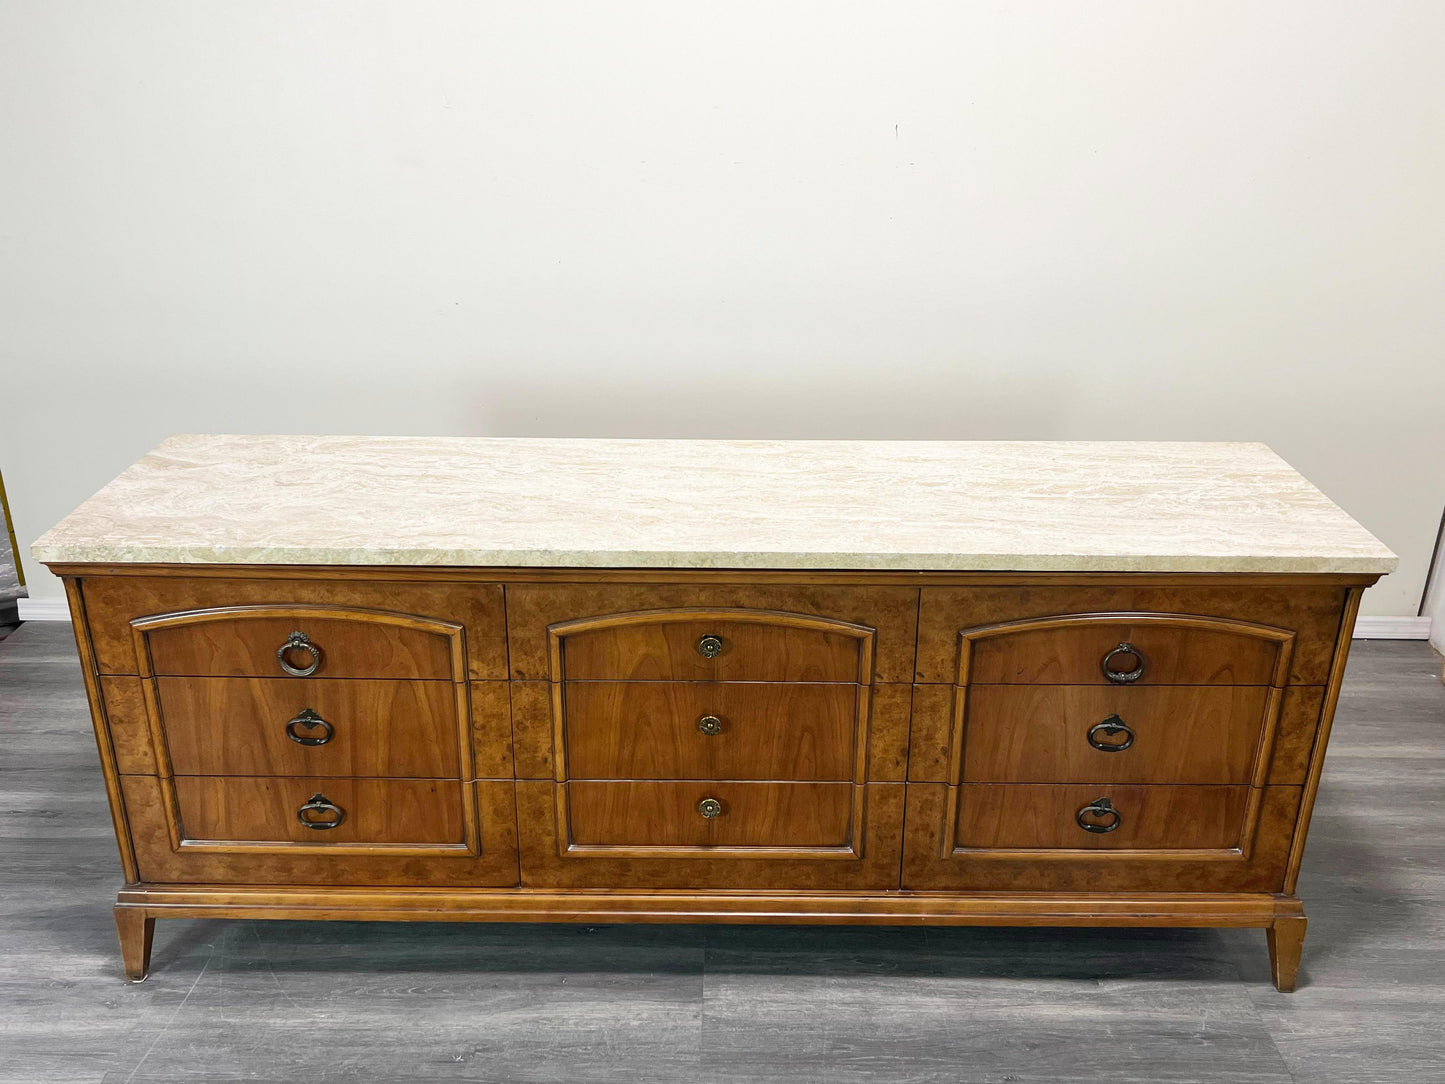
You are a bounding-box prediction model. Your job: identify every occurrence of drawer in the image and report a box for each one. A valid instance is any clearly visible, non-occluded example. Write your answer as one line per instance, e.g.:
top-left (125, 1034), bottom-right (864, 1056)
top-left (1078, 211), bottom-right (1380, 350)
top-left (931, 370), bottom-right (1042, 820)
top-left (959, 614), bottom-right (1292, 686)
top-left (561, 681), bottom-right (859, 780)
top-left (563, 780), bottom-right (856, 849)
top-left (506, 585), bottom-right (918, 682)
top-left (172, 776), bottom-right (467, 845)
top-left (960, 685), bottom-right (1271, 784)
top-left (82, 576), bottom-right (508, 679)
top-left (156, 677), bottom-right (463, 778)
top-left (916, 585), bottom-right (1348, 685)
top-left (553, 612), bottom-right (868, 682)
top-left (121, 775), bottom-right (521, 886)
top-left (137, 610), bottom-right (458, 679)
top-left (952, 783), bottom-right (1252, 851)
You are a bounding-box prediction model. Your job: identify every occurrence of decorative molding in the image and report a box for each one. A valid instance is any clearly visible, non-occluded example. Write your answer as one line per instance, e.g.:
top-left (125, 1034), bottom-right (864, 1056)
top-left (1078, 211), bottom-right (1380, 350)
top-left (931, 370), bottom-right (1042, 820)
top-left (1352, 616), bottom-right (1431, 640)
top-left (16, 598), bottom-right (70, 621)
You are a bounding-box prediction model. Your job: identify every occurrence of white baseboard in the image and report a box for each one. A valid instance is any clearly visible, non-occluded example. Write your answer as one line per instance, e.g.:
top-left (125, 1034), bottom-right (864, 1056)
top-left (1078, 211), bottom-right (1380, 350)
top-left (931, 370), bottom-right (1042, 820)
top-left (16, 598), bottom-right (72, 621)
top-left (1353, 616), bottom-right (1432, 640)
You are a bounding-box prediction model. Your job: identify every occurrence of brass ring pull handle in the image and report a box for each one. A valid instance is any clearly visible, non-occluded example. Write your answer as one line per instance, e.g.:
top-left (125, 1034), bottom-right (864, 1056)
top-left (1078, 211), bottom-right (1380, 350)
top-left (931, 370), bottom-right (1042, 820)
top-left (1101, 642), bottom-right (1145, 684)
top-left (1076, 797), bottom-right (1121, 834)
top-left (285, 708), bottom-right (334, 746)
top-left (696, 634), bottom-right (725, 659)
top-left (297, 793), bottom-right (345, 830)
top-left (277, 631), bottom-right (323, 677)
top-left (697, 714), bottom-right (724, 736)
top-left (697, 797), bottom-right (724, 819)
top-left (1087, 714), bottom-right (1135, 752)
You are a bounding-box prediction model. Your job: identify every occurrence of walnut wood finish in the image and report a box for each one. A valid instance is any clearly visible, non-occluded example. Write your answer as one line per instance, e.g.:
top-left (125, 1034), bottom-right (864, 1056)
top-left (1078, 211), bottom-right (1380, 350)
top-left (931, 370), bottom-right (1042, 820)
top-left (171, 776), bottom-right (469, 847)
top-left (507, 585), bottom-right (918, 682)
top-left (119, 775), bottom-right (520, 886)
top-left (156, 677), bottom-right (462, 778)
top-left (902, 783), bottom-right (1303, 892)
top-left (1268, 908), bottom-right (1308, 993)
top-left (563, 780), bottom-right (856, 851)
top-left (956, 685), bottom-right (1273, 785)
top-left (80, 576), bottom-right (508, 679)
top-left (550, 609), bottom-right (872, 683)
top-left (949, 783), bottom-right (1254, 850)
top-left (560, 681), bottom-right (859, 780)
top-left (958, 613), bottom-right (1295, 687)
top-left (916, 585), bottom-right (1348, 684)
top-left (517, 780), bottom-right (903, 890)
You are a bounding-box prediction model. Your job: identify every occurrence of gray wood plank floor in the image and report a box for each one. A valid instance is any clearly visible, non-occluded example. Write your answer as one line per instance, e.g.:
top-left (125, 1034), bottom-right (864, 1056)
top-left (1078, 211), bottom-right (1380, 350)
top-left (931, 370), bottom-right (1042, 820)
top-left (1, 622), bottom-right (1442, 1084)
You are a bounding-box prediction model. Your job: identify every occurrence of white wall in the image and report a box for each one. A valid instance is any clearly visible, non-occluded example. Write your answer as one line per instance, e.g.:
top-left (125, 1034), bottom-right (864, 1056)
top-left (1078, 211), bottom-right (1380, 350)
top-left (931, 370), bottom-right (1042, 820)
top-left (2, 2), bottom-right (1442, 616)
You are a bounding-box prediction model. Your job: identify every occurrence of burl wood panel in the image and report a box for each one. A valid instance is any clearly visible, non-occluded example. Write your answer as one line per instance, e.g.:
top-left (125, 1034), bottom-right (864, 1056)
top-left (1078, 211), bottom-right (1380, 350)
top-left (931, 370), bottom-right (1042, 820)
top-left (966, 623), bottom-right (1282, 686)
top-left (564, 781), bottom-right (855, 848)
top-left (915, 585), bottom-right (1347, 685)
top-left (157, 678), bottom-right (461, 778)
top-left (517, 781), bottom-right (905, 890)
top-left (121, 776), bottom-right (521, 886)
top-left (908, 683), bottom-right (1323, 785)
top-left (143, 615), bottom-right (454, 680)
top-left (80, 576), bottom-right (508, 679)
top-left (959, 685), bottom-right (1271, 784)
top-left (951, 783), bottom-right (1253, 850)
top-left (172, 776), bottom-right (467, 845)
top-left (562, 681), bottom-right (858, 780)
top-left (506, 585), bottom-right (919, 682)
top-left (97, 675), bottom-right (160, 776)
top-left (510, 680), bottom-right (913, 782)
top-left (902, 783), bottom-right (1303, 892)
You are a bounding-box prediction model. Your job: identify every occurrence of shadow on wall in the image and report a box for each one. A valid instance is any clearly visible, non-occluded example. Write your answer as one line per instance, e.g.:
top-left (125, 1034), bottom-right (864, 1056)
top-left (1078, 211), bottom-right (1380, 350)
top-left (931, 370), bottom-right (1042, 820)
top-left (450, 367), bottom-right (1084, 440)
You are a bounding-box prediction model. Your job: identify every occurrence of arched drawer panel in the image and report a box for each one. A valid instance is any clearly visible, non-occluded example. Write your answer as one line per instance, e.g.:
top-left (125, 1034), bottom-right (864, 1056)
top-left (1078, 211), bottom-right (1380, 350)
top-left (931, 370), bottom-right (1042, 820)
top-left (549, 608), bottom-right (875, 683)
top-left (959, 612), bottom-right (1296, 687)
top-left (130, 605), bottom-right (463, 680)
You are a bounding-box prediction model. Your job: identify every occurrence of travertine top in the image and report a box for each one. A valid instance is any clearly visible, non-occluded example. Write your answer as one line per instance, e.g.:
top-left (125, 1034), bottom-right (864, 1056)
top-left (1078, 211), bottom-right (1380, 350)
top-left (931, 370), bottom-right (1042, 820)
top-left (32, 436), bottom-right (1397, 574)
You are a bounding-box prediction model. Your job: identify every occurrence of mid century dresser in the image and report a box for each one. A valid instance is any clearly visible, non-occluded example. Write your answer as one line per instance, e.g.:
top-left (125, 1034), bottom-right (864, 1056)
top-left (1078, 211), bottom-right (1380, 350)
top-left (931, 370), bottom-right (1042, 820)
top-left (32, 437), bottom-right (1397, 991)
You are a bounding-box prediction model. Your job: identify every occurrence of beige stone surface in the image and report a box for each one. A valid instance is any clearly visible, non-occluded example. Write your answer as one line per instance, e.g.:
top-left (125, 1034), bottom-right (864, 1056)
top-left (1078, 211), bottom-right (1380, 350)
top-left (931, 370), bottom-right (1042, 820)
top-left (31, 436), bottom-right (1397, 573)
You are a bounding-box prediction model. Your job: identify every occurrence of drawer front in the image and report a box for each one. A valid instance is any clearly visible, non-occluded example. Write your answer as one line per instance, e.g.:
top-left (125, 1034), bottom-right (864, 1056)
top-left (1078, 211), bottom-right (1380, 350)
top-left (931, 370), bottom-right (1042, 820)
top-left (141, 612), bottom-right (456, 679)
top-left (121, 775), bottom-right (520, 886)
top-left (961, 685), bottom-right (1271, 784)
top-left (554, 612), bottom-right (868, 683)
top-left (961, 616), bottom-right (1289, 686)
top-left (951, 783), bottom-right (1252, 850)
top-left (172, 777), bottom-right (466, 845)
top-left (562, 681), bottom-right (859, 780)
top-left (506, 585), bottom-right (918, 682)
top-left (901, 782), bottom-right (1302, 892)
top-left (82, 576), bottom-right (508, 679)
top-left (157, 677), bottom-right (462, 778)
top-left (564, 781), bottom-right (856, 849)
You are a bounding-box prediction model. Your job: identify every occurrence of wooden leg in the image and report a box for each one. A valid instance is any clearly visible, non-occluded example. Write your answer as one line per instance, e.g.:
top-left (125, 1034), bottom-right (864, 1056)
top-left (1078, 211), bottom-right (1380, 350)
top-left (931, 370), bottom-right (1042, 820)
top-left (115, 906), bottom-right (155, 982)
top-left (1267, 913), bottom-right (1307, 992)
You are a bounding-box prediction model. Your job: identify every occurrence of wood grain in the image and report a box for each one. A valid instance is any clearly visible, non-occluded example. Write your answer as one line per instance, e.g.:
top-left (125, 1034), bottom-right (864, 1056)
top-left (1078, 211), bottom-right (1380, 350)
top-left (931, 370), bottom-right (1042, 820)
top-left (506, 584), bottom-right (918, 682)
top-left (156, 677), bottom-right (462, 778)
top-left (916, 584), bottom-right (1347, 684)
top-left (561, 681), bottom-right (859, 780)
top-left (563, 780), bottom-right (856, 850)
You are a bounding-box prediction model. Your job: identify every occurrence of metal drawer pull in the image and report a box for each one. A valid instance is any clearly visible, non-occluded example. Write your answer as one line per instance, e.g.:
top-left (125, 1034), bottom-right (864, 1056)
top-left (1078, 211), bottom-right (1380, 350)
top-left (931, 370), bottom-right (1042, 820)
top-left (1076, 797), bottom-right (1121, 834)
top-left (697, 797), bottom-right (724, 819)
top-left (696, 634), bottom-right (725, 659)
top-left (297, 793), bottom-right (345, 830)
top-left (285, 708), bottom-right (334, 746)
top-left (1101, 642), bottom-right (1145, 684)
top-left (1087, 715), bottom-right (1135, 752)
top-left (697, 714), bottom-right (724, 736)
top-left (277, 631), bottom-right (323, 677)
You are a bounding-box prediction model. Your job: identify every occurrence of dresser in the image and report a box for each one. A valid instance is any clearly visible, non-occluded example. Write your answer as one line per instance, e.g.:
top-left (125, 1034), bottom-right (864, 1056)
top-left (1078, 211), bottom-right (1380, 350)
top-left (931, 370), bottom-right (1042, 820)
top-left (32, 437), bottom-right (1396, 991)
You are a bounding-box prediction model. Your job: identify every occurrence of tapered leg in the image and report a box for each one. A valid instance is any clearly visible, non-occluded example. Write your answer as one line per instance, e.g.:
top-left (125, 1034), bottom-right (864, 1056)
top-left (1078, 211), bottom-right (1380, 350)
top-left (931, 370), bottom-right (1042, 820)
top-left (1267, 913), bottom-right (1307, 992)
top-left (115, 906), bottom-right (155, 981)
